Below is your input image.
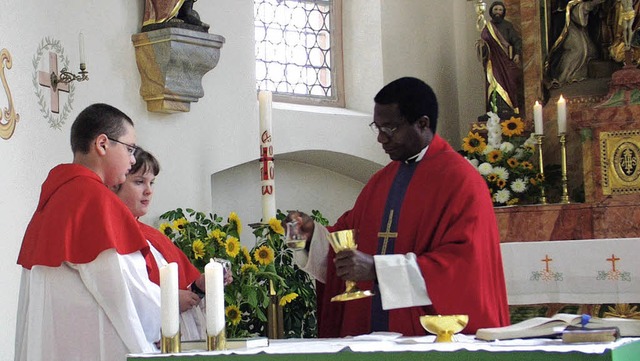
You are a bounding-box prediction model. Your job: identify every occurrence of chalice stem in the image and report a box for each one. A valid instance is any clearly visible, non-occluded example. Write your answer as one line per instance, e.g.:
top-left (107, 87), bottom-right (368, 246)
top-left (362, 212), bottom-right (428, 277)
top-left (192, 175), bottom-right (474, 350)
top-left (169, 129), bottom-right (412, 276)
top-left (344, 280), bottom-right (357, 293)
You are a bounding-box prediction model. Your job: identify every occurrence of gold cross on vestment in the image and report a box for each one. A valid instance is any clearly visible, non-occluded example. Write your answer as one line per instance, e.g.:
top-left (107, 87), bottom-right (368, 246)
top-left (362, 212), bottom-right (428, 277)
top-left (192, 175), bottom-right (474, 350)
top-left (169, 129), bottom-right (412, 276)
top-left (378, 209), bottom-right (398, 255)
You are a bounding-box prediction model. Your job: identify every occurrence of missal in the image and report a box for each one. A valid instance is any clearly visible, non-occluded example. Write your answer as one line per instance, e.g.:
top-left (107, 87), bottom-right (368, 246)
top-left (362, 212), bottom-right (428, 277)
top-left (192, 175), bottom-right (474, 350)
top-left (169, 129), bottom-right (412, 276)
top-left (475, 314), bottom-right (640, 341)
top-left (181, 337), bottom-right (269, 351)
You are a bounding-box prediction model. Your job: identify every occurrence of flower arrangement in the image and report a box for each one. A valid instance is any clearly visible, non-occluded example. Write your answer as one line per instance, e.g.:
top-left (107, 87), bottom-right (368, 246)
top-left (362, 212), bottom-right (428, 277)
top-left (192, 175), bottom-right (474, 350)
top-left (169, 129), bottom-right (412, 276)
top-left (158, 208), bottom-right (324, 338)
top-left (461, 112), bottom-right (544, 206)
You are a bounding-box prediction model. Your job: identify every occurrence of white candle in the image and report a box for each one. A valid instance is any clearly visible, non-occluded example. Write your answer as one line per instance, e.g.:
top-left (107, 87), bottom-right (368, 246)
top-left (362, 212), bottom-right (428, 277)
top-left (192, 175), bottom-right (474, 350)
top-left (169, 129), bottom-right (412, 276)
top-left (79, 32), bottom-right (86, 65)
top-left (160, 262), bottom-right (179, 337)
top-left (533, 101), bottom-right (543, 135)
top-left (258, 90), bottom-right (276, 222)
top-left (557, 95), bottom-right (567, 134)
top-left (205, 259), bottom-right (225, 336)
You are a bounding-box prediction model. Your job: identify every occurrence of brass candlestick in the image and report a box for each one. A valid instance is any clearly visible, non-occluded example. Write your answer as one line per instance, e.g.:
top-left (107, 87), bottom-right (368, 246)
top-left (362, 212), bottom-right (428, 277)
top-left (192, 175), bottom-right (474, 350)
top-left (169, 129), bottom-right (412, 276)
top-left (160, 331), bottom-right (181, 353)
top-left (535, 134), bottom-right (547, 204)
top-left (558, 133), bottom-right (570, 204)
top-left (207, 329), bottom-right (226, 351)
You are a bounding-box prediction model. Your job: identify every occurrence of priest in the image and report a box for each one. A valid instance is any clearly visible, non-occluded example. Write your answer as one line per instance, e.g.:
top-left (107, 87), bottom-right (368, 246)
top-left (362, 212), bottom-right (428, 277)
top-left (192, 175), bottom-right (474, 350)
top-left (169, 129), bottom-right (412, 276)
top-left (289, 77), bottom-right (510, 337)
top-left (15, 104), bottom-right (162, 361)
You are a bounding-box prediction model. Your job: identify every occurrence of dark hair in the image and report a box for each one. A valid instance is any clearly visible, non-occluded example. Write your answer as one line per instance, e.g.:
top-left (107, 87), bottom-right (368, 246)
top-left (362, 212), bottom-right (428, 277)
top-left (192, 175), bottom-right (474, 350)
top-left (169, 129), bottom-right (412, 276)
top-left (489, 1), bottom-right (506, 17)
top-left (130, 147), bottom-right (161, 176)
top-left (374, 77), bottom-right (439, 133)
top-left (70, 103), bottom-right (134, 154)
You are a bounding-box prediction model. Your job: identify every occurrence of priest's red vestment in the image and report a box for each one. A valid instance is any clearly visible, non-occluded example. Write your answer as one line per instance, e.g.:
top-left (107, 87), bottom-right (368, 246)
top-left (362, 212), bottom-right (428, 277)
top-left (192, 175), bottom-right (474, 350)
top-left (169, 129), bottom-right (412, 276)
top-left (319, 135), bottom-right (510, 337)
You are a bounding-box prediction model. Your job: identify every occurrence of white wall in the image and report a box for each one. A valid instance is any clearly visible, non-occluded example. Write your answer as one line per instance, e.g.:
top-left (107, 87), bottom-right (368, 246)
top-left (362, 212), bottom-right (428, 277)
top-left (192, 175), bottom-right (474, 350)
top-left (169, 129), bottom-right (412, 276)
top-left (0, 0), bottom-right (484, 357)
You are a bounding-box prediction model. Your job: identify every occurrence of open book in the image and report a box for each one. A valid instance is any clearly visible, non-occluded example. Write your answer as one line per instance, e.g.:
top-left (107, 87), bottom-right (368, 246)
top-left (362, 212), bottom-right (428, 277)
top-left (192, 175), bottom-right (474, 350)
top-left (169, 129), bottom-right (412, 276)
top-left (476, 314), bottom-right (640, 341)
top-left (181, 337), bottom-right (269, 351)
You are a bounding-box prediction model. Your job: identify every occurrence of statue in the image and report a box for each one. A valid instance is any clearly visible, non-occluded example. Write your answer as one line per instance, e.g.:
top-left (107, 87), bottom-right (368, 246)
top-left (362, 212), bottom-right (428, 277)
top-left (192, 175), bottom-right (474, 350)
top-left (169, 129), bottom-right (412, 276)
top-left (609, 0), bottom-right (639, 63)
top-left (142, 0), bottom-right (210, 33)
top-left (545, 0), bottom-right (607, 88)
top-left (478, 1), bottom-right (524, 117)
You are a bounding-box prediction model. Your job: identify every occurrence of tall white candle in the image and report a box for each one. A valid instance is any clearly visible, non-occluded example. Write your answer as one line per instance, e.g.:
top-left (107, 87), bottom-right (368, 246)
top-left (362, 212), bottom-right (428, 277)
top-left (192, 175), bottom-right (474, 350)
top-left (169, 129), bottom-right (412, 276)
top-left (160, 262), bottom-right (179, 337)
top-left (557, 95), bottom-right (567, 134)
top-left (205, 259), bottom-right (225, 336)
top-left (533, 101), bottom-right (543, 135)
top-left (79, 32), bottom-right (86, 65)
top-left (258, 90), bottom-right (276, 222)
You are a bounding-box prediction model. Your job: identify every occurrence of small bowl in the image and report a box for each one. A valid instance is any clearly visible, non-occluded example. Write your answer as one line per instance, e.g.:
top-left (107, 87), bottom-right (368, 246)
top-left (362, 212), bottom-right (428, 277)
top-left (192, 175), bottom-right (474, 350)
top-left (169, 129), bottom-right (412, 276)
top-left (285, 239), bottom-right (307, 250)
top-left (419, 315), bottom-right (469, 342)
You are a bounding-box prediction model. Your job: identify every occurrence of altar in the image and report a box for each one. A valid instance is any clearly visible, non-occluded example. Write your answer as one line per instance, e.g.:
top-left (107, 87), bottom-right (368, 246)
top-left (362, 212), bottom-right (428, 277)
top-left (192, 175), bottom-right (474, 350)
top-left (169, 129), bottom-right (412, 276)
top-left (127, 337), bottom-right (640, 361)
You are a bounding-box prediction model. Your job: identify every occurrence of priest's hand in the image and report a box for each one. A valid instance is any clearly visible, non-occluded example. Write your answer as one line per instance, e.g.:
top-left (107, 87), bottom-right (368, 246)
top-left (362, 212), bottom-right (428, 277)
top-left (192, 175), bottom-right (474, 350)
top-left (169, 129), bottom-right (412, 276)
top-left (334, 249), bottom-right (376, 281)
top-left (284, 210), bottom-right (315, 244)
top-left (179, 289), bottom-right (201, 313)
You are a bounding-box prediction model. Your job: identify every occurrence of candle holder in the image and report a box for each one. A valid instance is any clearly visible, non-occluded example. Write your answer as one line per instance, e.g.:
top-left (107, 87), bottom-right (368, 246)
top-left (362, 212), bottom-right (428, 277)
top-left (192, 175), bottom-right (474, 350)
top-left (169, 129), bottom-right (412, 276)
top-left (51, 63), bottom-right (89, 87)
top-left (558, 133), bottom-right (570, 204)
top-left (207, 329), bottom-right (226, 351)
top-left (535, 134), bottom-right (547, 204)
top-left (160, 331), bottom-right (181, 353)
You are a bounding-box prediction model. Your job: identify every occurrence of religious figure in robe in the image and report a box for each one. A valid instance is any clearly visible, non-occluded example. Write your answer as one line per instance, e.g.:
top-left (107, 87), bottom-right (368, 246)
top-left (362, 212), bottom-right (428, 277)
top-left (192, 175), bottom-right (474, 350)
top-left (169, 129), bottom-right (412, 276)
top-left (609, 0), bottom-right (640, 63)
top-left (287, 77), bottom-right (510, 337)
top-left (545, 0), bottom-right (607, 88)
top-left (15, 104), bottom-right (161, 361)
top-left (142, 0), bottom-right (210, 32)
top-left (479, 1), bottom-right (524, 116)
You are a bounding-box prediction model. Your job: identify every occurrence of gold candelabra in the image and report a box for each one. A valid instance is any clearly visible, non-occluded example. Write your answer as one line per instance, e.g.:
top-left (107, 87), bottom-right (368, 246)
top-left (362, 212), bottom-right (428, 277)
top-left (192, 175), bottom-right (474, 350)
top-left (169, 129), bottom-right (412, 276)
top-left (207, 329), bottom-right (226, 351)
top-left (160, 331), bottom-right (181, 353)
top-left (558, 133), bottom-right (570, 203)
top-left (535, 134), bottom-right (547, 204)
top-left (51, 62), bottom-right (89, 87)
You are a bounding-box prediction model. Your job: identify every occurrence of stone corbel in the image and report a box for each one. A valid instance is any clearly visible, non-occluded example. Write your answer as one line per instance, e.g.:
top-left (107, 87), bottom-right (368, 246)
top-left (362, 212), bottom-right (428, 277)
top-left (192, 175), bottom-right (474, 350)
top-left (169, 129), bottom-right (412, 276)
top-left (132, 28), bottom-right (225, 113)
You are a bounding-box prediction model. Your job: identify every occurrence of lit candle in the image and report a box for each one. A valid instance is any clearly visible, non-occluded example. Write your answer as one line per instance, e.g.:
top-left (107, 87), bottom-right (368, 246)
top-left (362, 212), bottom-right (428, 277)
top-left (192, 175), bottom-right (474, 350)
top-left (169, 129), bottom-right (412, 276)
top-left (205, 259), bottom-right (225, 336)
top-left (160, 262), bottom-right (179, 337)
top-left (533, 101), bottom-right (543, 135)
top-left (557, 95), bottom-right (567, 134)
top-left (258, 90), bottom-right (276, 222)
top-left (79, 32), bottom-right (86, 65)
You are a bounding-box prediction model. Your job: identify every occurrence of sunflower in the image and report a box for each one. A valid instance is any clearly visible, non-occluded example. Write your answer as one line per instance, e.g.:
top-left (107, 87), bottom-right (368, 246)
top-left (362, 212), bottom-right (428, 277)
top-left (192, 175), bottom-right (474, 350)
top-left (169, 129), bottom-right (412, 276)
top-left (462, 132), bottom-right (487, 154)
top-left (228, 212), bottom-right (242, 235)
top-left (268, 217), bottom-right (285, 235)
top-left (241, 263), bottom-right (258, 274)
top-left (225, 305), bottom-right (242, 325)
top-left (501, 116), bottom-right (525, 136)
top-left (192, 239), bottom-right (206, 259)
top-left (172, 218), bottom-right (188, 231)
top-left (506, 198), bottom-right (520, 206)
top-left (208, 229), bottom-right (226, 246)
top-left (521, 161), bottom-right (534, 170)
top-left (225, 236), bottom-right (241, 258)
top-left (279, 292), bottom-right (299, 306)
top-left (487, 173), bottom-right (498, 182)
top-left (159, 223), bottom-right (173, 237)
top-left (241, 246), bottom-right (251, 263)
top-left (496, 178), bottom-right (507, 189)
top-left (254, 245), bottom-right (275, 266)
top-left (507, 157), bottom-right (519, 168)
top-left (487, 149), bottom-right (503, 163)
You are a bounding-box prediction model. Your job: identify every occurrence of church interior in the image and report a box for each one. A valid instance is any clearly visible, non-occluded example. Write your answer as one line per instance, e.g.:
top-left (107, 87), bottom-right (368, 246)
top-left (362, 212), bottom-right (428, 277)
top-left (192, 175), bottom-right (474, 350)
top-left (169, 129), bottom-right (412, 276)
top-left (2, 0), bottom-right (640, 358)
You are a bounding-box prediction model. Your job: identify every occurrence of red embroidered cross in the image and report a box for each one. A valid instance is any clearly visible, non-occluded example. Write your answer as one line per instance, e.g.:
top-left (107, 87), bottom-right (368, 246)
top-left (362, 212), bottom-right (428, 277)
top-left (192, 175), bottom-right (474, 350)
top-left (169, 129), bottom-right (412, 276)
top-left (38, 52), bottom-right (69, 114)
top-left (260, 146), bottom-right (274, 181)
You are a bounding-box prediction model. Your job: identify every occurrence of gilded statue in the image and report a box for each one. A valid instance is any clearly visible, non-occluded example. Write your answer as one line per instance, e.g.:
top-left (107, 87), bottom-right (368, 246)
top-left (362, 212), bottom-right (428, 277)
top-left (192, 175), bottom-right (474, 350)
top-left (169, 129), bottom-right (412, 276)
top-left (609, 0), bottom-right (639, 63)
top-left (142, 0), bottom-right (210, 32)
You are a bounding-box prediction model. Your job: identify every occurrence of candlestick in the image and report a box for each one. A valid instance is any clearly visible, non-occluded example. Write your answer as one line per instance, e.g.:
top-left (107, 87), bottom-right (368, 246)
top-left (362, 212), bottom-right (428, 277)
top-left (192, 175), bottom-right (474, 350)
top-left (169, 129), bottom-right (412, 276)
top-left (160, 262), bottom-right (180, 353)
top-left (205, 259), bottom-right (226, 350)
top-left (79, 32), bottom-right (86, 66)
top-left (558, 133), bottom-right (570, 204)
top-left (259, 90), bottom-right (276, 222)
top-left (557, 95), bottom-right (567, 134)
top-left (535, 134), bottom-right (547, 205)
top-left (533, 101), bottom-right (543, 135)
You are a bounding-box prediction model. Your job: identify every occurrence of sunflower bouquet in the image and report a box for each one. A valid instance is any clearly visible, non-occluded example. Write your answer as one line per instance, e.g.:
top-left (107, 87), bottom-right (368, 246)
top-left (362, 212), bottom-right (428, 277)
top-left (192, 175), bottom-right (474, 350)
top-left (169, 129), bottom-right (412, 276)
top-left (158, 208), bottom-right (319, 338)
top-left (461, 112), bottom-right (544, 206)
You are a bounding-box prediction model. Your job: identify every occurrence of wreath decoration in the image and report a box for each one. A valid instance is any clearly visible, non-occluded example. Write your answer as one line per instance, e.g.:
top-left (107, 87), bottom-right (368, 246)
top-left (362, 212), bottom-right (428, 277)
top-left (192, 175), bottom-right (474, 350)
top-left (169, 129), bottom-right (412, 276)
top-left (32, 37), bottom-right (75, 130)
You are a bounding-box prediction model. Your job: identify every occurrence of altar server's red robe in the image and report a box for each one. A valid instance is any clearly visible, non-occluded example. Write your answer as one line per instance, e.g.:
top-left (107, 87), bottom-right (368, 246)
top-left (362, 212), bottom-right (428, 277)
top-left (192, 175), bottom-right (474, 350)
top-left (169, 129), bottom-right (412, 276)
top-left (319, 135), bottom-right (510, 337)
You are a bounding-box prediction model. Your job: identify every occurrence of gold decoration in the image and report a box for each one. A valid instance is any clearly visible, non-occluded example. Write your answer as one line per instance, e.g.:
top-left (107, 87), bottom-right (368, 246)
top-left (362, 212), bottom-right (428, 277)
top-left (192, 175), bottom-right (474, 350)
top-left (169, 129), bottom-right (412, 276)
top-left (600, 130), bottom-right (640, 195)
top-left (603, 304), bottom-right (640, 319)
top-left (160, 331), bottom-right (181, 353)
top-left (0, 48), bottom-right (19, 140)
top-left (207, 329), bottom-right (226, 351)
top-left (420, 315), bottom-right (469, 342)
top-left (327, 230), bottom-right (374, 302)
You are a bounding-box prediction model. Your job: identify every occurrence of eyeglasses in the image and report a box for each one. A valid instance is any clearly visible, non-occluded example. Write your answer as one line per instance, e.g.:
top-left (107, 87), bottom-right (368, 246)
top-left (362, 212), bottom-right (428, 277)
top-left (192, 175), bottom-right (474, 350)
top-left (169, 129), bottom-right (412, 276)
top-left (369, 122), bottom-right (399, 138)
top-left (107, 137), bottom-right (138, 155)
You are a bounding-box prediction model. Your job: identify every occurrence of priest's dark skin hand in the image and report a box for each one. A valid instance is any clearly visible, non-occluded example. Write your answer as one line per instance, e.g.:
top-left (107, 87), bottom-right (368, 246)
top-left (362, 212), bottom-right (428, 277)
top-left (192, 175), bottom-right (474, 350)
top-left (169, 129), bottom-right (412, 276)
top-left (334, 249), bottom-right (377, 281)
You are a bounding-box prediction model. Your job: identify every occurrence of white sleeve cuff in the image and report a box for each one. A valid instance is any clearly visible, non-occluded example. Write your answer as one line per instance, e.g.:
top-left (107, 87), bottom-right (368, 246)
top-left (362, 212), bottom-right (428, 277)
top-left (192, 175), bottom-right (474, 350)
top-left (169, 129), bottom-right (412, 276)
top-left (374, 253), bottom-right (431, 310)
top-left (292, 222), bottom-right (329, 284)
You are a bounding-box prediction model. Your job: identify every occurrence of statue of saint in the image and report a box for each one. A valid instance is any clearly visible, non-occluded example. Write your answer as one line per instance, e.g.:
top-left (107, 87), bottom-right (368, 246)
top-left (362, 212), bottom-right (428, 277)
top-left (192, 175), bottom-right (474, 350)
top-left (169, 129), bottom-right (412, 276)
top-left (142, 0), bottom-right (210, 32)
top-left (479, 1), bottom-right (524, 116)
top-left (609, 0), bottom-right (639, 63)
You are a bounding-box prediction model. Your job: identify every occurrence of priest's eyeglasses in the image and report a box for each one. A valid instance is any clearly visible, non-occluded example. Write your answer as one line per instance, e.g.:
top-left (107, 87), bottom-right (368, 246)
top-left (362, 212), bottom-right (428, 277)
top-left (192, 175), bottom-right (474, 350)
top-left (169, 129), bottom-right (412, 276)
top-left (107, 137), bottom-right (138, 155)
top-left (369, 122), bottom-right (398, 138)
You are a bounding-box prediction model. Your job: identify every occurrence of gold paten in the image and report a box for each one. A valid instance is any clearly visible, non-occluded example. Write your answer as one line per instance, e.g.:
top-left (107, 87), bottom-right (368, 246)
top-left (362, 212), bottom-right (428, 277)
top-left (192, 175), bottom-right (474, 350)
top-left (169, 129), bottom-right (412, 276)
top-left (327, 230), bottom-right (374, 302)
top-left (600, 130), bottom-right (640, 195)
top-left (420, 315), bottom-right (469, 343)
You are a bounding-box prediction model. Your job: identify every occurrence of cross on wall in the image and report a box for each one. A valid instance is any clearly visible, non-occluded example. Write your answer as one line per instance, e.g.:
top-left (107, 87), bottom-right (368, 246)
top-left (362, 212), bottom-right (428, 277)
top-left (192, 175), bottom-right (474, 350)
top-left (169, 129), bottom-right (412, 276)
top-left (38, 52), bottom-right (69, 114)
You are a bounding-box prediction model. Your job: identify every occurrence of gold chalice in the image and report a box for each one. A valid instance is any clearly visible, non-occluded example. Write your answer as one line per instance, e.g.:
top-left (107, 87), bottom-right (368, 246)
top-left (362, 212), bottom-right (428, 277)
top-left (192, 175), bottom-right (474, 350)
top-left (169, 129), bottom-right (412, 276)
top-left (327, 229), bottom-right (374, 302)
top-left (419, 315), bottom-right (469, 343)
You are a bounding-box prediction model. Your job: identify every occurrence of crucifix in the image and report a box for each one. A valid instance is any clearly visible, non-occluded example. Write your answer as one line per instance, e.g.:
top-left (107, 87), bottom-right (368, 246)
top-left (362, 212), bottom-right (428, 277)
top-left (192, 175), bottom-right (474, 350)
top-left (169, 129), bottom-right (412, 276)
top-left (378, 209), bottom-right (398, 255)
top-left (541, 254), bottom-right (553, 272)
top-left (38, 52), bottom-right (70, 114)
top-left (606, 254), bottom-right (621, 272)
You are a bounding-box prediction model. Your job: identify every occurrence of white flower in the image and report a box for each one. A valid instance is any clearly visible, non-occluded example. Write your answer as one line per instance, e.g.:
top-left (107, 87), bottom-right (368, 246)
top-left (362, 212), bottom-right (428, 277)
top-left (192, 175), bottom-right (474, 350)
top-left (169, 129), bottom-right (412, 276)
top-left (486, 112), bottom-right (502, 148)
top-left (514, 148), bottom-right (527, 160)
top-left (494, 189), bottom-right (511, 204)
top-left (467, 158), bottom-right (479, 167)
top-left (482, 145), bottom-right (495, 155)
top-left (510, 178), bottom-right (528, 193)
top-left (524, 134), bottom-right (537, 148)
top-left (493, 166), bottom-right (510, 180)
top-left (478, 162), bottom-right (493, 175)
top-left (500, 142), bottom-right (514, 153)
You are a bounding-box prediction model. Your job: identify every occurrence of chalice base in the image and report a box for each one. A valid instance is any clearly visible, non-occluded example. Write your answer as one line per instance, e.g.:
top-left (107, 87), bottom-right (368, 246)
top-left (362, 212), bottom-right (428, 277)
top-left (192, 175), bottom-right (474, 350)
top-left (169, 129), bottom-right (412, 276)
top-left (330, 289), bottom-right (374, 302)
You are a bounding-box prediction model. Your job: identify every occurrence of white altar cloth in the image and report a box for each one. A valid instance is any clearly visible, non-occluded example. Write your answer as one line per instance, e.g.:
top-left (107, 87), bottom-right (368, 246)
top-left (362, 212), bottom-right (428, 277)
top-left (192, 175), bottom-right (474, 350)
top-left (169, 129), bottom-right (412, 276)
top-left (500, 238), bottom-right (640, 305)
